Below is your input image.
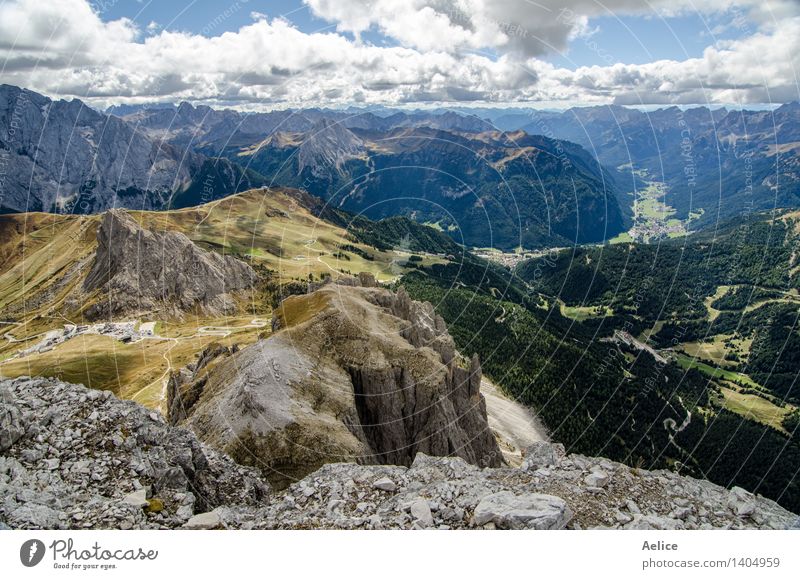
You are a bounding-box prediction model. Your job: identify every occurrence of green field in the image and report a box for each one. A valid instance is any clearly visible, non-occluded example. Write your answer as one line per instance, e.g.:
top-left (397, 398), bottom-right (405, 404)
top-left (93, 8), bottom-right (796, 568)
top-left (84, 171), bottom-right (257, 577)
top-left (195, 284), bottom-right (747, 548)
top-left (608, 231), bottom-right (633, 244)
top-left (680, 333), bottom-right (752, 367)
top-left (717, 386), bottom-right (793, 432)
top-left (559, 301), bottom-right (614, 322)
top-left (674, 352), bottom-right (761, 388)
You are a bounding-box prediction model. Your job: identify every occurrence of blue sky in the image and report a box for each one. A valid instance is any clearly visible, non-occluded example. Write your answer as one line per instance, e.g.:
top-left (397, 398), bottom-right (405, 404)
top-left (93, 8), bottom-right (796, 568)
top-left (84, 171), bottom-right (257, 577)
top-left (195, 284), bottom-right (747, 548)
top-left (98, 1), bottom-right (318, 37)
top-left (98, 0), bottom-right (738, 68)
top-left (1, 0), bottom-right (797, 108)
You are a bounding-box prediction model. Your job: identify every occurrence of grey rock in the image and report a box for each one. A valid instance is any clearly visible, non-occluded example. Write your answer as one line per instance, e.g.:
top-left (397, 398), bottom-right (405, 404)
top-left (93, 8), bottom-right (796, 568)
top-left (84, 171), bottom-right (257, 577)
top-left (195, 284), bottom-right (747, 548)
top-left (728, 486), bottom-right (757, 517)
top-left (585, 470), bottom-right (609, 488)
top-left (614, 511), bottom-right (633, 524)
top-left (156, 466), bottom-right (189, 490)
top-left (8, 503), bottom-right (63, 529)
top-left (122, 489), bottom-right (149, 508)
top-left (473, 491), bottom-right (572, 530)
top-left (409, 499), bottom-right (434, 528)
top-left (521, 441), bottom-right (564, 471)
top-left (625, 499), bottom-right (641, 514)
top-left (625, 514), bottom-right (685, 530)
top-left (0, 402), bottom-right (25, 451)
top-left (373, 477), bottom-right (397, 492)
top-left (183, 509), bottom-right (223, 530)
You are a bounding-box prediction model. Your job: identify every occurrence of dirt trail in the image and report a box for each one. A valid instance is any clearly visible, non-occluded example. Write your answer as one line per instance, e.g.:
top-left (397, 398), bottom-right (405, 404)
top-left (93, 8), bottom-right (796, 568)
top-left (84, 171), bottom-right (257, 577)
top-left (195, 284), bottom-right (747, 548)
top-left (481, 378), bottom-right (549, 466)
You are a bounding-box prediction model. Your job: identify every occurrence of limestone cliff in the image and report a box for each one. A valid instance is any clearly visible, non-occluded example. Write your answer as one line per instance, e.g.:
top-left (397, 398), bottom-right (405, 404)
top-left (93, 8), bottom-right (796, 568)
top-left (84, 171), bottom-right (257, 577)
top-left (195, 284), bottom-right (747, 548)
top-left (82, 209), bottom-right (257, 319)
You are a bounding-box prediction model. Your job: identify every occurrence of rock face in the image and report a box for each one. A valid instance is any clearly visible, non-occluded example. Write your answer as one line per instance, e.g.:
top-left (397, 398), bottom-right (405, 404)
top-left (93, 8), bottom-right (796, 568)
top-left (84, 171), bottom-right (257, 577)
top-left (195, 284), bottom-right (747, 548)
top-left (168, 280), bottom-right (502, 485)
top-left (0, 85), bottom-right (264, 214)
top-left (0, 85), bottom-right (197, 214)
top-left (82, 209), bottom-right (257, 319)
top-left (2, 377), bottom-right (797, 530)
top-left (0, 377), bottom-right (268, 530)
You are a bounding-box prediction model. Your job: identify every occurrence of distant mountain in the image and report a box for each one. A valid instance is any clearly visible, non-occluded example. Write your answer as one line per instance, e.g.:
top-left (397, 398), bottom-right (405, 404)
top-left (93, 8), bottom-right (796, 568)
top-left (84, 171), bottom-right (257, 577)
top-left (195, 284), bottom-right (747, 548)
top-left (117, 101), bottom-right (491, 156)
top-left (222, 125), bottom-right (625, 249)
top-left (296, 118), bottom-right (366, 175)
top-left (504, 104), bottom-right (800, 228)
top-left (0, 86), bottom-right (264, 214)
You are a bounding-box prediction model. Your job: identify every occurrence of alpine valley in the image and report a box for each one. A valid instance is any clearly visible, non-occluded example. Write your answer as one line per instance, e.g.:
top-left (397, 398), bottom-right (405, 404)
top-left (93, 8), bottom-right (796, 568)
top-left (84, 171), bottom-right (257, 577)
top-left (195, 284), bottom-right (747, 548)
top-left (1, 83), bottom-right (800, 531)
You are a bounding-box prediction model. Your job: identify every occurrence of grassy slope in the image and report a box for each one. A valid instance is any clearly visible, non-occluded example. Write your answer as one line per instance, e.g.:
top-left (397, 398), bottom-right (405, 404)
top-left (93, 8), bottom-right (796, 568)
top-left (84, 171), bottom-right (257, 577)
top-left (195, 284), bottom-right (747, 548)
top-left (0, 187), bottom-right (433, 406)
top-left (133, 188), bottom-right (411, 282)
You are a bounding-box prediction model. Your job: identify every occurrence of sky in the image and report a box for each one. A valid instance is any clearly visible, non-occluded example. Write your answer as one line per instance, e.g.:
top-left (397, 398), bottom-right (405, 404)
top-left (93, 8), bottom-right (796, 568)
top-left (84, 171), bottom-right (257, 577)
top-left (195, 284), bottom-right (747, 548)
top-left (0, 0), bottom-right (798, 109)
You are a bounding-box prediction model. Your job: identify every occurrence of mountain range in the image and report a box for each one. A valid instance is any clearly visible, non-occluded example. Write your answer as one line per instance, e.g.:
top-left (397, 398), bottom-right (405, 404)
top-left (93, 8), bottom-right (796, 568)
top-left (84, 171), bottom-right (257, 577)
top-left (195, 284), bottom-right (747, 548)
top-left (2, 83), bottom-right (800, 522)
top-left (0, 85), bottom-right (271, 215)
top-left (2, 86), bottom-right (623, 248)
top-left (6, 84), bottom-right (800, 251)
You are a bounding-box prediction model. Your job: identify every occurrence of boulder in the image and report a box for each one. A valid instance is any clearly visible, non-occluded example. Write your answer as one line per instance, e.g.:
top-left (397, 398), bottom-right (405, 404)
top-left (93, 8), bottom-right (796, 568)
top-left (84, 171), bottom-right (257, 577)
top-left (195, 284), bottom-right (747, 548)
top-left (373, 477), bottom-right (397, 492)
top-left (473, 491), bottom-right (572, 530)
top-left (122, 489), bottom-right (149, 508)
top-left (585, 470), bottom-right (610, 488)
top-left (409, 500), bottom-right (434, 528)
top-left (183, 509), bottom-right (223, 530)
top-left (728, 486), bottom-right (757, 517)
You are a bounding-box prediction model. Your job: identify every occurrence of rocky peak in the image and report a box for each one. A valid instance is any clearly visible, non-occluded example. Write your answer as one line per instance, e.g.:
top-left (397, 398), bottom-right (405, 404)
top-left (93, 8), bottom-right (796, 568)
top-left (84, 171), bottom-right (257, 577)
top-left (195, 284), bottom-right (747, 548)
top-left (0, 377), bottom-right (269, 530)
top-left (297, 118), bottom-right (365, 175)
top-left (168, 278), bottom-right (501, 486)
top-left (82, 208), bottom-right (257, 319)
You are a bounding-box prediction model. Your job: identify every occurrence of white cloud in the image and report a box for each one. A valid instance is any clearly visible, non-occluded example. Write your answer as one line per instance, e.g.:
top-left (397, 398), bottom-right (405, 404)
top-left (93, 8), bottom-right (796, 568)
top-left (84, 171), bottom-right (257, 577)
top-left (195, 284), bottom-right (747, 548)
top-left (304, 0), bottom-right (799, 57)
top-left (551, 16), bottom-right (800, 105)
top-left (0, 0), bottom-right (797, 108)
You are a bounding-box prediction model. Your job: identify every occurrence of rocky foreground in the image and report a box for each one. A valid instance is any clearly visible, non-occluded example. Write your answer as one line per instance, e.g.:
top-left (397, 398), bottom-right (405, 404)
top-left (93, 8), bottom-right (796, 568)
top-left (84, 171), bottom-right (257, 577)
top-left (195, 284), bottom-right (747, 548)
top-left (2, 376), bottom-right (797, 530)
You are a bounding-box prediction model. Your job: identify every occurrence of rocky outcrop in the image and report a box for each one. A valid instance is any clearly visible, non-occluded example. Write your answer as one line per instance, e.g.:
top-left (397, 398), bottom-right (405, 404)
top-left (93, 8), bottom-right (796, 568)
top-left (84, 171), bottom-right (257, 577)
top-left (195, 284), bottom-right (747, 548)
top-left (168, 281), bottom-right (502, 486)
top-left (2, 376), bottom-right (796, 530)
top-left (82, 209), bottom-right (257, 319)
top-left (0, 377), bottom-right (268, 530)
